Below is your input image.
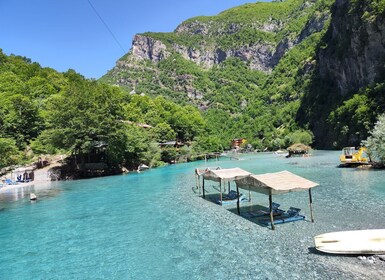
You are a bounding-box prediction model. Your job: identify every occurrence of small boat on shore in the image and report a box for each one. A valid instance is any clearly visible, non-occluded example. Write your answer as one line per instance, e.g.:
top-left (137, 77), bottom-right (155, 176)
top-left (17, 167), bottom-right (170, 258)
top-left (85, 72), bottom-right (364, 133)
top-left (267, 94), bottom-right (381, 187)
top-left (314, 229), bottom-right (385, 254)
top-left (137, 164), bottom-right (149, 172)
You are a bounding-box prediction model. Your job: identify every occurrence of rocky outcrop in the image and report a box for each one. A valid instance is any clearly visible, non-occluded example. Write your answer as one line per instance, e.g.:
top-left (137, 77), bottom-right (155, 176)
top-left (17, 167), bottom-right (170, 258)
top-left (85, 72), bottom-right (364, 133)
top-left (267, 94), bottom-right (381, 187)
top-left (107, 0), bottom-right (330, 78)
top-left (296, 0), bottom-right (385, 149)
top-left (317, 0), bottom-right (385, 95)
top-left (172, 43), bottom-right (275, 71)
top-left (174, 20), bottom-right (211, 35)
top-left (120, 1), bottom-right (330, 73)
top-left (131, 35), bottom-right (170, 62)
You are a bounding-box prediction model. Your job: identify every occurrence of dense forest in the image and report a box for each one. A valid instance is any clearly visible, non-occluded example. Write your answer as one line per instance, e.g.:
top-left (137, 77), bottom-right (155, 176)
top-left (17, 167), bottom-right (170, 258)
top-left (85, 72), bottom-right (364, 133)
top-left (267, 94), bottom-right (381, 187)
top-left (0, 51), bottom-right (221, 173)
top-left (1, 0), bottom-right (385, 174)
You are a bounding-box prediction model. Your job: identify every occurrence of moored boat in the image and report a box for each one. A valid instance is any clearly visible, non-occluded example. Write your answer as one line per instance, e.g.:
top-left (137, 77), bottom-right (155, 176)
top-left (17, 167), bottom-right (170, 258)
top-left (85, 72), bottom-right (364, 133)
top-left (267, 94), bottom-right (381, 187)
top-left (314, 229), bottom-right (385, 254)
top-left (137, 164), bottom-right (149, 171)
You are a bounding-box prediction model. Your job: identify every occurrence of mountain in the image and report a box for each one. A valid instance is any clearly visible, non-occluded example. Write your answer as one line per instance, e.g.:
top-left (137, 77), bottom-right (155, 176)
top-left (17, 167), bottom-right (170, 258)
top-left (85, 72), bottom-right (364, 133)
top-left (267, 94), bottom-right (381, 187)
top-left (298, 0), bottom-right (385, 148)
top-left (101, 0), bottom-right (385, 149)
top-left (101, 0), bottom-right (331, 103)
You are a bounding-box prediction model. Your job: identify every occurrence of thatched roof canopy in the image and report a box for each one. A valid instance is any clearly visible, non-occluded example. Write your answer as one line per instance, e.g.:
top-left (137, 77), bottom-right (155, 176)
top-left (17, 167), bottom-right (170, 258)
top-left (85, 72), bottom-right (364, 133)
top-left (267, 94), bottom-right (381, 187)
top-left (235, 170), bottom-right (318, 195)
top-left (202, 167), bottom-right (251, 182)
top-left (287, 143), bottom-right (311, 153)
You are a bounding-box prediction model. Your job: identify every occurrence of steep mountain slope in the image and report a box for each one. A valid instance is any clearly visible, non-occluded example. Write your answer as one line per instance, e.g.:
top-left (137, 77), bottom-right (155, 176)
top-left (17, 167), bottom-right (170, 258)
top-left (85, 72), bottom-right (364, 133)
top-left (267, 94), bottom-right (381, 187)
top-left (101, 0), bottom-right (332, 105)
top-left (298, 0), bottom-right (385, 148)
top-left (101, 0), bottom-right (385, 149)
top-left (100, 0), bottom-right (334, 148)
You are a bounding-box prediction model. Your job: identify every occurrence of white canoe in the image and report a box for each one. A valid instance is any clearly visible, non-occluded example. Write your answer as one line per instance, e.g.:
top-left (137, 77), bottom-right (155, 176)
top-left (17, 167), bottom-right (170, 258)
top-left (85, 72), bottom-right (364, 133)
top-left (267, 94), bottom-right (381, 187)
top-left (314, 229), bottom-right (385, 254)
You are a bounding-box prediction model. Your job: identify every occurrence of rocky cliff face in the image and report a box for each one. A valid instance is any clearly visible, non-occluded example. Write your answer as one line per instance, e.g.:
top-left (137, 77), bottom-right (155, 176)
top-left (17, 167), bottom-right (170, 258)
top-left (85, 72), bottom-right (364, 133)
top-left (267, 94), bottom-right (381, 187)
top-left (131, 35), bottom-right (170, 62)
top-left (317, 0), bottom-right (385, 95)
top-left (115, 1), bottom-right (330, 75)
top-left (171, 41), bottom-right (276, 72)
top-left (297, 0), bottom-right (385, 148)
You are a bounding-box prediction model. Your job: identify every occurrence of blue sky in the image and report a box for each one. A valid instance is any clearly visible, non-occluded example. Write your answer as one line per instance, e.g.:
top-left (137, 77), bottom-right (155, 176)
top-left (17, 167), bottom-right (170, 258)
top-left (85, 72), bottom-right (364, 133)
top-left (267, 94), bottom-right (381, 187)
top-left (0, 0), bottom-right (271, 79)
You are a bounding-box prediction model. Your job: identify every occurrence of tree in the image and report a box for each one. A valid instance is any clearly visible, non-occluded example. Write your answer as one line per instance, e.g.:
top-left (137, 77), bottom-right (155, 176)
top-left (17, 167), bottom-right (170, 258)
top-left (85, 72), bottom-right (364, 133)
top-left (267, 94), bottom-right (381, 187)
top-left (153, 122), bottom-right (176, 143)
top-left (362, 114), bottom-right (385, 164)
top-left (192, 136), bottom-right (223, 154)
top-left (284, 130), bottom-right (314, 147)
top-left (44, 72), bottom-right (126, 163)
top-left (0, 138), bottom-right (23, 168)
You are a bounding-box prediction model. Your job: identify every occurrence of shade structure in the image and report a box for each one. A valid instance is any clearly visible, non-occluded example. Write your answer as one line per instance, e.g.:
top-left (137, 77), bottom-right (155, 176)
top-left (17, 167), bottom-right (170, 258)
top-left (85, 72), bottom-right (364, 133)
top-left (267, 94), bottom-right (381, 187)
top-left (235, 170), bottom-right (318, 195)
top-left (234, 170), bottom-right (319, 230)
top-left (202, 167), bottom-right (251, 182)
top-left (200, 167), bottom-right (251, 203)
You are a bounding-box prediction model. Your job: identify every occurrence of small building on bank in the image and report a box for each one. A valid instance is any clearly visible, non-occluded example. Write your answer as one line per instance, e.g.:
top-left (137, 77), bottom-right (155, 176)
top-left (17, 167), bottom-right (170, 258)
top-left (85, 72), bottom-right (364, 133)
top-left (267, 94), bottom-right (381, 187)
top-left (231, 138), bottom-right (247, 150)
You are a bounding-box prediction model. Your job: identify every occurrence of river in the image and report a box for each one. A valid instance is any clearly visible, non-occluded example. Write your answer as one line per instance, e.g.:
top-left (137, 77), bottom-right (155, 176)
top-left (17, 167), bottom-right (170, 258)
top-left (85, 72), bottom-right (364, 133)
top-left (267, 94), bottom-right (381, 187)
top-left (0, 151), bottom-right (384, 279)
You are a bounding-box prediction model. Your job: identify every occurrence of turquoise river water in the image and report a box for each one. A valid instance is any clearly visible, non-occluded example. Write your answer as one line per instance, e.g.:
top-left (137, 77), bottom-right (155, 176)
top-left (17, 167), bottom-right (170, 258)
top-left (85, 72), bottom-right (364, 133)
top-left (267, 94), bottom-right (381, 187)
top-left (0, 151), bottom-right (385, 279)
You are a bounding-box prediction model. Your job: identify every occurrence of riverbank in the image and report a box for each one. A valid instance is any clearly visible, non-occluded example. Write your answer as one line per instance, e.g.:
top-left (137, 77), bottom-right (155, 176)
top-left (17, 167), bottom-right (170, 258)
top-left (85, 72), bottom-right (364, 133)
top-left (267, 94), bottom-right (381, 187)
top-left (0, 156), bottom-right (64, 192)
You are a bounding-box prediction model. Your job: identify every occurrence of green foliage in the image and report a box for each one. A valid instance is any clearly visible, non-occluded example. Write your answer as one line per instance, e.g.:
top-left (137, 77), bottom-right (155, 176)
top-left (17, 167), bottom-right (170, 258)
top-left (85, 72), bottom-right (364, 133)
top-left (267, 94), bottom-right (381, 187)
top-left (327, 94), bottom-right (374, 148)
top-left (29, 129), bottom-right (62, 155)
top-left (44, 71), bottom-right (125, 155)
top-left (184, 0), bottom-right (303, 25)
top-left (191, 136), bottom-right (224, 154)
top-left (160, 147), bottom-right (179, 163)
top-left (351, 0), bottom-right (385, 18)
top-left (284, 130), bottom-right (314, 147)
top-left (0, 138), bottom-right (23, 168)
top-left (3, 0), bottom-right (384, 172)
top-left (119, 126), bottom-right (161, 168)
top-left (101, 0), bottom-right (338, 151)
top-left (140, 0), bottom-right (334, 53)
top-left (152, 122), bottom-right (176, 143)
top-left (362, 114), bottom-right (385, 164)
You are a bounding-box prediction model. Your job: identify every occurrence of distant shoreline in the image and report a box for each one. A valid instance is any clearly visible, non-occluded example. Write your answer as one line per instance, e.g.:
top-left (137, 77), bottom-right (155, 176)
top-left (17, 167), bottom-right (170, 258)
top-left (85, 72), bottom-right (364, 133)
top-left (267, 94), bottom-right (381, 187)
top-left (1, 158), bottom-right (63, 192)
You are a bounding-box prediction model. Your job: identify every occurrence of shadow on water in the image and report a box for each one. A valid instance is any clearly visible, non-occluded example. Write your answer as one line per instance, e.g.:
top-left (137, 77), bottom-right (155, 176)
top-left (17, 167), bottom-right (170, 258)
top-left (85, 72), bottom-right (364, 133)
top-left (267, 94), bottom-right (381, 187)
top-left (308, 247), bottom-right (320, 254)
top-left (307, 247), bottom-right (368, 258)
top-left (197, 192), bottom-right (310, 229)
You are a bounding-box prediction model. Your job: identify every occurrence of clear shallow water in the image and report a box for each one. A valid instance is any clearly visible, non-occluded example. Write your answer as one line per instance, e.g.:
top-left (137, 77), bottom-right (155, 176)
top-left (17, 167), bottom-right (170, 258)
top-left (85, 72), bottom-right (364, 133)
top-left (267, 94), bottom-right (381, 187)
top-left (0, 151), bottom-right (385, 279)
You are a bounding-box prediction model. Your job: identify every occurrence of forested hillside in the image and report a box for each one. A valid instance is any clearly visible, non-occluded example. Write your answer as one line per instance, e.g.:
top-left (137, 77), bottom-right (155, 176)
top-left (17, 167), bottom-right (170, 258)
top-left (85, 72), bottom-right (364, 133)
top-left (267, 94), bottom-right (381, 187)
top-left (102, 0), bottom-right (385, 149)
top-left (0, 51), bottom-right (217, 172)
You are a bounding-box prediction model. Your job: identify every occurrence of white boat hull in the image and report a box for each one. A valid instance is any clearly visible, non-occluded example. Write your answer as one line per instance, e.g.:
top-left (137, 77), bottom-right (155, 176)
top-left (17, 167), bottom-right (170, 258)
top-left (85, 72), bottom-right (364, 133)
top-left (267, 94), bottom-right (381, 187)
top-left (314, 229), bottom-right (385, 254)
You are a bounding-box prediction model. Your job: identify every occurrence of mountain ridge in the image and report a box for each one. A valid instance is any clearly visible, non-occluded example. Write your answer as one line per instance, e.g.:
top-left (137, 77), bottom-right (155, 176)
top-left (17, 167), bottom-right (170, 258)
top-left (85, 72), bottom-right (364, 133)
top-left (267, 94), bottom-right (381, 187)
top-left (101, 0), bottom-right (385, 149)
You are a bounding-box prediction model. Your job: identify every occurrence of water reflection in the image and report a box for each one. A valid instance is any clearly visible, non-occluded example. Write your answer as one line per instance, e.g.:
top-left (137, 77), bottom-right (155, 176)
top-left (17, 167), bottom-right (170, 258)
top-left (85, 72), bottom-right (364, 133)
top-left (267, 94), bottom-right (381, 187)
top-left (0, 183), bottom-right (61, 203)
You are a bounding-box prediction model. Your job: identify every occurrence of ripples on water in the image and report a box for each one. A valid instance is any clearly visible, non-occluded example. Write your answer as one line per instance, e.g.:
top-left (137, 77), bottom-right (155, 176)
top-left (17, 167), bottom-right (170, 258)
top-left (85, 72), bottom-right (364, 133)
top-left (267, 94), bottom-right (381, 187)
top-left (0, 151), bottom-right (385, 279)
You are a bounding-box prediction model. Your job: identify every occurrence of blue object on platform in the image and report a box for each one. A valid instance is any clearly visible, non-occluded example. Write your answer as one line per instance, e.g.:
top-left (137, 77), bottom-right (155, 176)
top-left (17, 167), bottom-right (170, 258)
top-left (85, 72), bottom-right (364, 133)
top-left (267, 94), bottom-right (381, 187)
top-left (216, 190), bottom-right (248, 205)
top-left (243, 202), bottom-right (285, 218)
top-left (259, 207), bottom-right (305, 226)
top-left (5, 179), bottom-right (17, 185)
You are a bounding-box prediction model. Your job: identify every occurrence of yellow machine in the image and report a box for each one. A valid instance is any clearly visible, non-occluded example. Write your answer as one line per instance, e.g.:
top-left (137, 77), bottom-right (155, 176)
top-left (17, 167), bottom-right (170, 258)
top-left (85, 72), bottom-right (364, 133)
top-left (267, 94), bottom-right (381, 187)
top-left (339, 147), bottom-right (369, 165)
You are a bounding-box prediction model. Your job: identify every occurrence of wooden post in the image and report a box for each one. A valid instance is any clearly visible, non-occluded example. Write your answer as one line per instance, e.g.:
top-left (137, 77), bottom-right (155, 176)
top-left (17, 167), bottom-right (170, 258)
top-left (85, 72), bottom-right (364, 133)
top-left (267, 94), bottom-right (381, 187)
top-left (200, 175), bottom-right (202, 196)
top-left (198, 174), bottom-right (201, 196)
top-left (219, 180), bottom-right (222, 205)
top-left (309, 188), bottom-right (314, 223)
top-left (202, 178), bottom-right (205, 199)
top-left (269, 191), bottom-right (275, 230)
top-left (236, 184), bottom-right (240, 215)
top-left (228, 180), bottom-right (231, 193)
